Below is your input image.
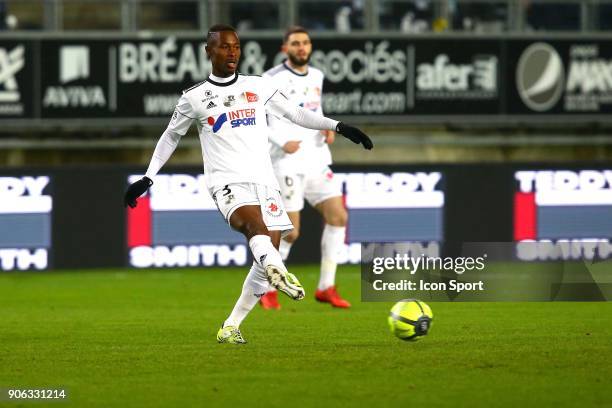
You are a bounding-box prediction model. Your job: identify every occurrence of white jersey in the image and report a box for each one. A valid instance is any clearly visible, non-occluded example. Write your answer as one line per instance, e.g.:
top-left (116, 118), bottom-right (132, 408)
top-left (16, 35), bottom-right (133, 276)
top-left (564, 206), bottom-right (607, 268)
top-left (264, 62), bottom-right (332, 174)
top-left (144, 72), bottom-right (339, 194)
top-left (166, 73), bottom-right (282, 193)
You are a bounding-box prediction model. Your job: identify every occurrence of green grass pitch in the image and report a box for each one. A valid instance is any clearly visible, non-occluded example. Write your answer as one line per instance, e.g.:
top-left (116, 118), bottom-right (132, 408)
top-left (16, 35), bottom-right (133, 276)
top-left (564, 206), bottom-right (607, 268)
top-left (1, 266), bottom-right (611, 407)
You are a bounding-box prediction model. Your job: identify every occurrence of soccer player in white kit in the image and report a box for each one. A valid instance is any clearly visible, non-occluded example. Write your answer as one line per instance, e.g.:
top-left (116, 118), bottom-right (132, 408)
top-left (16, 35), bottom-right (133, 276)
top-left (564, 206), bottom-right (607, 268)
top-left (260, 27), bottom-right (352, 309)
top-left (123, 25), bottom-right (373, 344)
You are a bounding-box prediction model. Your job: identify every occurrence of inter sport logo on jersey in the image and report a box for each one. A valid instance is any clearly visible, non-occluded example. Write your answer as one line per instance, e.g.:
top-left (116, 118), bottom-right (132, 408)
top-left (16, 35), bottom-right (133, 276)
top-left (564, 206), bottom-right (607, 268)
top-left (208, 109), bottom-right (256, 133)
top-left (208, 113), bottom-right (227, 132)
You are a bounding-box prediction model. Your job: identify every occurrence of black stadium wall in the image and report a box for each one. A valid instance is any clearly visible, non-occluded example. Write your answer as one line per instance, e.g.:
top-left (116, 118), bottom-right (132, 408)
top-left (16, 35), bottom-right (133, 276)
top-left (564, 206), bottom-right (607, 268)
top-left (3, 35), bottom-right (612, 126)
top-left (0, 163), bottom-right (610, 271)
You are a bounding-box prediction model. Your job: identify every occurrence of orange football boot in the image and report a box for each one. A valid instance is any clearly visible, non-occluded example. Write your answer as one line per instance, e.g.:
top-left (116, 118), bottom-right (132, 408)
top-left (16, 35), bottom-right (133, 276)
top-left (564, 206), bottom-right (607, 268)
top-left (315, 286), bottom-right (351, 308)
top-left (259, 290), bottom-right (281, 310)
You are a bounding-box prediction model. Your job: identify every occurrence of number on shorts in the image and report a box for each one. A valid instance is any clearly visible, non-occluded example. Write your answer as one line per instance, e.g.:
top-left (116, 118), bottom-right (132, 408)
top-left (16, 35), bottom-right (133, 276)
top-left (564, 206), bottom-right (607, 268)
top-left (222, 185), bottom-right (232, 196)
top-left (285, 176), bottom-right (293, 187)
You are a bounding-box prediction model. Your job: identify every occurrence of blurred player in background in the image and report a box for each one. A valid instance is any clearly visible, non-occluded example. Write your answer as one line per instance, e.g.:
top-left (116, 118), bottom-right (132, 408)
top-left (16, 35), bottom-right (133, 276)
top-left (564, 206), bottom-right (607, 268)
top-left (260, 26), bottom-right (352, 310)
top-left (124, 25), bottom-right (373, 343)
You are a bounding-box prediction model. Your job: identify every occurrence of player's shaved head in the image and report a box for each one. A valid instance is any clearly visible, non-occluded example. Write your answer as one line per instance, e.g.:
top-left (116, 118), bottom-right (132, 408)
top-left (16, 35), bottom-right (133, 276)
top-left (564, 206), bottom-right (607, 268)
top-left (207, 24), bottom-right (237, 46)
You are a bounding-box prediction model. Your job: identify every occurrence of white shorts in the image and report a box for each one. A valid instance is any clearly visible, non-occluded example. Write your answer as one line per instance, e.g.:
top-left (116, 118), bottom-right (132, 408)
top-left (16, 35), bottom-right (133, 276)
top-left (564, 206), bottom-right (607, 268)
top-left (275, 166), bottom-right (342, 212)
top-left (211, 183), bottom-right (293, 235)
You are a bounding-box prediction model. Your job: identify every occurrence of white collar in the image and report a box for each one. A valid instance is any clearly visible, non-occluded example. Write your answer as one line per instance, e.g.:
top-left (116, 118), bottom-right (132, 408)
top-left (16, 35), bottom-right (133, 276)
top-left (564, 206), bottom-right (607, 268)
top-left (208, 73), bottom-right (237, 83)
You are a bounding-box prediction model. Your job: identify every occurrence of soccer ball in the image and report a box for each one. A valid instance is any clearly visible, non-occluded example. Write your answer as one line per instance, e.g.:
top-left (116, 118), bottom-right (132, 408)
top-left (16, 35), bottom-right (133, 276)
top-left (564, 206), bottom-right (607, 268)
top-left (388, 299), bottom-right (433, 341)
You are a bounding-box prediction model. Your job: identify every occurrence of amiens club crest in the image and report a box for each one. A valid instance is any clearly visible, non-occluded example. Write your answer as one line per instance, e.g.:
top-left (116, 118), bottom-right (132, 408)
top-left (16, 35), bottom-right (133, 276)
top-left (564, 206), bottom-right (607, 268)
top-left (265, 198), bottom-right (283, 217)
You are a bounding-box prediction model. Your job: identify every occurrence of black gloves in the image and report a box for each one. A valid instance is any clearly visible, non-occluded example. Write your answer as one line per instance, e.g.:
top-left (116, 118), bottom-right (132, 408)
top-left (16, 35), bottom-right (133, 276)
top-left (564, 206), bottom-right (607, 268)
top-left (336, 122), bottom-right (374, 150)
top-left (124, 176), bottom-right (153, 208)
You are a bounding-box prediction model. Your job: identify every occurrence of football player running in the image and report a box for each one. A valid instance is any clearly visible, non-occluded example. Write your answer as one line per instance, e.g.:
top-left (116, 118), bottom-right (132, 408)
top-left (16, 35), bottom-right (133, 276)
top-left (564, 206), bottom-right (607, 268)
top-left (124, 25), bottom-right (373, 344)
top-left (260, 26), bottom-right (353, 309)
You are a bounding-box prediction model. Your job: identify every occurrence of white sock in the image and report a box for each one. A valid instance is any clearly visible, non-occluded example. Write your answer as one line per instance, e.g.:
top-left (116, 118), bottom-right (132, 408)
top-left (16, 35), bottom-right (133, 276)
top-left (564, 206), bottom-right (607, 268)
top-left (279, 239), bottom-right (293, 261)
top-left (249, 235), bottom-right (286, 271)
top-left (319, 224), bottom-right (346, 290)
top-left (224, 262), bottom-right (268, 328)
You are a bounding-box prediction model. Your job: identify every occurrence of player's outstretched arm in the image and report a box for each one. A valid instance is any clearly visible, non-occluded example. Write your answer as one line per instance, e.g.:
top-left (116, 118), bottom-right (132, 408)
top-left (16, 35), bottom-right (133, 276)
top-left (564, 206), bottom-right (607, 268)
top-left (124, 95), bottom-right (194, 208)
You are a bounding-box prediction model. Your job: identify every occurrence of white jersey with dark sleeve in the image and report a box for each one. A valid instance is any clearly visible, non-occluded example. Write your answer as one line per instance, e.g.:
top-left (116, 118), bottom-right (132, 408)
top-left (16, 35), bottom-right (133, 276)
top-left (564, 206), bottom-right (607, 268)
top-left (144, 72), bottom-right (338, 194)
top-left (264, 62), bottom-right (332, 173)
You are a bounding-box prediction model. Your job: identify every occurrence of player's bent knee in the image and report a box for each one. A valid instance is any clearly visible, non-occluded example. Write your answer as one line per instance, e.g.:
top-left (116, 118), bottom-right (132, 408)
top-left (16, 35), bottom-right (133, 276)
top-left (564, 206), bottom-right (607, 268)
top-left (245, 222), bottom-right (269, 238)
top-left (326, 209), bottom-right (348, 227)
top-left (230, 206), bottom-right (270, 238)
top-left (233, 217), bottom-right (268, 238)
top-left (284, 228), bottom-right (300, 243)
